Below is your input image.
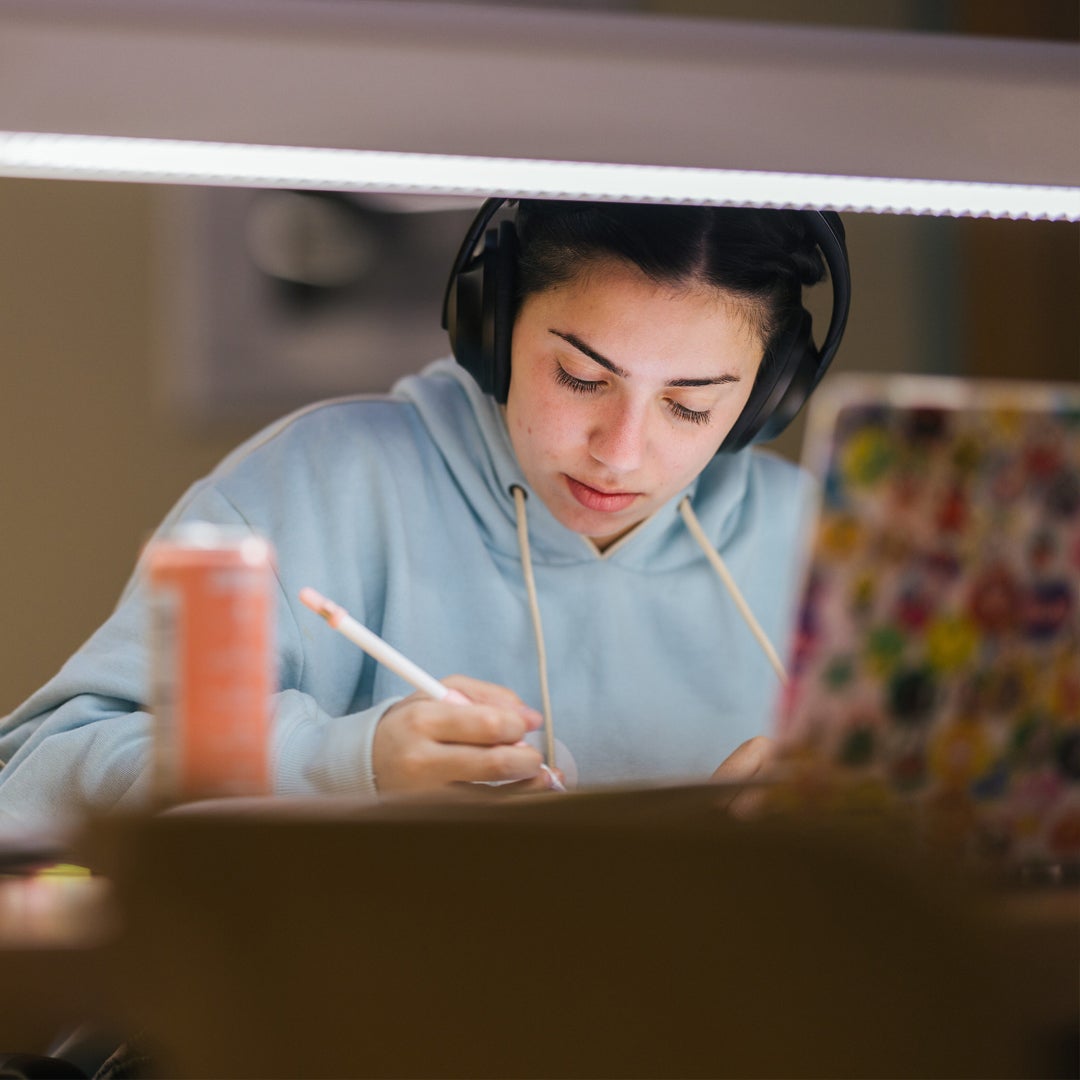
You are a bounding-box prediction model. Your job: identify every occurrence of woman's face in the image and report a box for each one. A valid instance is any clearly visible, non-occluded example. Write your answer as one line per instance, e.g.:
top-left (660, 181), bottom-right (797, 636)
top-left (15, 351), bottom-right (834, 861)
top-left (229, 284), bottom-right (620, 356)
top-left (505, 258), bottom-right (766, 549)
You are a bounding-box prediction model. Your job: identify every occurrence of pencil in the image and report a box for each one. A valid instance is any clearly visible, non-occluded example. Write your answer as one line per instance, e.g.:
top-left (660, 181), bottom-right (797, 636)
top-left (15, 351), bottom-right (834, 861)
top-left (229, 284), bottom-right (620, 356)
top-left (298, 586), bottom-right (566, 791)
top-left (299, 586), bottom-right (454, 701)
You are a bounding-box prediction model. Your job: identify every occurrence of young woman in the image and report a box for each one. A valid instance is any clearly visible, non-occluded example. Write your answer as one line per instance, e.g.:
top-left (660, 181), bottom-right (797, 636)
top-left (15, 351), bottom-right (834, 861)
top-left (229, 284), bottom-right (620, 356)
top-left (0, 198), bottom-right (849, 827)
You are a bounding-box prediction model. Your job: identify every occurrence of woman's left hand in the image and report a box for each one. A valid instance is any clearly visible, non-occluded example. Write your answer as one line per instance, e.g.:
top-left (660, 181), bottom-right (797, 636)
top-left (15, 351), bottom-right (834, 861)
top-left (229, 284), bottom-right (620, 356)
top-left (710, 735), bottom-right (774, 819)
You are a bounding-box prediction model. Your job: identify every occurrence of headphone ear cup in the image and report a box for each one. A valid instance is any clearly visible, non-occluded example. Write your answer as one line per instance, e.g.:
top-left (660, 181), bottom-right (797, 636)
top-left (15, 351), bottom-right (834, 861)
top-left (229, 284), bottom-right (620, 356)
top-left (720, 209), bottom-right (851, 453)
top-left (719, 310), bottom-right (817, 453)
top-left (445, 218), bottom-right (517, 401)
top-left (445, 235), bottom-right (490, 392)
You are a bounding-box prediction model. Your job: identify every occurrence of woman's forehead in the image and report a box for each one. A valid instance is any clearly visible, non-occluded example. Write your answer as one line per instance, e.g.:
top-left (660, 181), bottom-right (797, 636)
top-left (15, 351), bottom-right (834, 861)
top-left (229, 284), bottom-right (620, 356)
top-left (526, 257), bottom-right (766, 347)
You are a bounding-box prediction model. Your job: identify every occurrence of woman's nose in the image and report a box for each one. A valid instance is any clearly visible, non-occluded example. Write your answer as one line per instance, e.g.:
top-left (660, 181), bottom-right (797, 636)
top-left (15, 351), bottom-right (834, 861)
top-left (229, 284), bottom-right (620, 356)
top-left (589, 402), bottom-right (647, 473)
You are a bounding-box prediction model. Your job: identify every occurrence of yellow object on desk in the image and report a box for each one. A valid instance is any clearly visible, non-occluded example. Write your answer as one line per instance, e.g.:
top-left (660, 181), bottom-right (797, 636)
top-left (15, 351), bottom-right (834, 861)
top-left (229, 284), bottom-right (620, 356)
top-left (35, 862), bottom-right (91, 878)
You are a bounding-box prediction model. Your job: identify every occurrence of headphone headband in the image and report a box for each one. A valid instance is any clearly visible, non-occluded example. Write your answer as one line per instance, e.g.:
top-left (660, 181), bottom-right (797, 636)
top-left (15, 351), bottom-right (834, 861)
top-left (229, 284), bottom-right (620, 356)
top-left (802, 209), bottom-right (850, 396)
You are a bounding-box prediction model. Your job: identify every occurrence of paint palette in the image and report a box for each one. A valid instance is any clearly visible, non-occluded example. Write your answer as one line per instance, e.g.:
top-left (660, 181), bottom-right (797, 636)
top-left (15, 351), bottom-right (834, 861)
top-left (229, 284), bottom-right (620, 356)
top-left (775, 374), bottom-right (1080, 875)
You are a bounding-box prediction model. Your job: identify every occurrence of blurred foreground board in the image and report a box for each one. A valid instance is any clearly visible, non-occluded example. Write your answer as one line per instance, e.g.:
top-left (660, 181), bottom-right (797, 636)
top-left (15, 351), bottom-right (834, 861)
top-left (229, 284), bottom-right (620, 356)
top-left (63, 786), bottom-right (1079, 1079)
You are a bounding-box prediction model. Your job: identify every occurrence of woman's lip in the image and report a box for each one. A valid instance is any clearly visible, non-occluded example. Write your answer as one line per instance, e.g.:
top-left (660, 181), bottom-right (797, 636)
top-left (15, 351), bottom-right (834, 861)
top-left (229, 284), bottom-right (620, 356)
top-left (565, 475), bottom-right (641, 513)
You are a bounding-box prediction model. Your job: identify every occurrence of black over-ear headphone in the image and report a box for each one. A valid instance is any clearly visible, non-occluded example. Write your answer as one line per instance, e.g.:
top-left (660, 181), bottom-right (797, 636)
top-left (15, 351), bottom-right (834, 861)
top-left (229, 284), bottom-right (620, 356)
top-left (441, 198), bottom-right (851, 453)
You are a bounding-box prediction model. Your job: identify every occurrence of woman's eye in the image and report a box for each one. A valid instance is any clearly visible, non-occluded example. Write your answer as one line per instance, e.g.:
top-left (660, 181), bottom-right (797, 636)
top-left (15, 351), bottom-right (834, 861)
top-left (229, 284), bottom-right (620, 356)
top-left (553, 362), bottom-right (711, 425)
top-left (667, 400), bottom-right (712, 426)
top-left (554, 364), bottom-right (603, 394)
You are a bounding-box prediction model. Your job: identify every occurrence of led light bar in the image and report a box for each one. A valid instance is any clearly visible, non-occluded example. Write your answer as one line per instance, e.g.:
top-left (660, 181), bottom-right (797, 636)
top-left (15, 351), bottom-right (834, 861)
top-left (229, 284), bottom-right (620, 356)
top-left (1, 132), bottom-right (1077, 222)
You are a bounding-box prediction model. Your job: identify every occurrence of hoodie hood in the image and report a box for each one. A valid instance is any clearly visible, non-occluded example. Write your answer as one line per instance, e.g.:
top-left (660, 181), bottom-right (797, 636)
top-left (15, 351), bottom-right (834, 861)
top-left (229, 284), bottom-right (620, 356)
top-left (393, 357), bottom-right (757, 572)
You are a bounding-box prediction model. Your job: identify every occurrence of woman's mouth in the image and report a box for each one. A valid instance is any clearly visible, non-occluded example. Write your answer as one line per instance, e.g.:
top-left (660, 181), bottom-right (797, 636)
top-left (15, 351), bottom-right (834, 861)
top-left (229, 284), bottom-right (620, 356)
top-left (565, 475), bottom-right (641, 513)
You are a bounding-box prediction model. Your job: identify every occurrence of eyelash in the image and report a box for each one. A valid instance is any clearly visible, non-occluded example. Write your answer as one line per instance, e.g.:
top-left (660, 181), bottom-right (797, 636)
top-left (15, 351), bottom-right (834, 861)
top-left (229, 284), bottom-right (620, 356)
top-left (668, 401), bottom-right (712, 426)
top-left (553, 364), bottom-right (712, 426)
top-left (553, 364), bottom-right (602, 395)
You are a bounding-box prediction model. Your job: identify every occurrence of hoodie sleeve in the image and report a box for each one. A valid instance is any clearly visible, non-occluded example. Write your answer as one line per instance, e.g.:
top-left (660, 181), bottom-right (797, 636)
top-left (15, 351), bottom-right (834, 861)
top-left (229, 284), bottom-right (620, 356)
top-left (0, 476), bottom-right (391, 831)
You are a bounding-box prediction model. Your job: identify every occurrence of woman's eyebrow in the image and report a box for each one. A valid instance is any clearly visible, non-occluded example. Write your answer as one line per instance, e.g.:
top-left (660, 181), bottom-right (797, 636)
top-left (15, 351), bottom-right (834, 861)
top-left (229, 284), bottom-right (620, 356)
top-left (550, 330), bottom-right (629, 377)
top-left (668, 374), bottom-right (740, 387)
top-left (549, 329), bottom-right (739, 387)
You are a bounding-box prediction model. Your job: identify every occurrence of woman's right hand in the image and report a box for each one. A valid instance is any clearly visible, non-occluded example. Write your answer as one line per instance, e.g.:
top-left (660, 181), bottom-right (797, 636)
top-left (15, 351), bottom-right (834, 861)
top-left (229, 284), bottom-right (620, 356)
top-left (709, 735), bottom-right (775, 819)
top-left (371, 675), bottom-right (550, 795)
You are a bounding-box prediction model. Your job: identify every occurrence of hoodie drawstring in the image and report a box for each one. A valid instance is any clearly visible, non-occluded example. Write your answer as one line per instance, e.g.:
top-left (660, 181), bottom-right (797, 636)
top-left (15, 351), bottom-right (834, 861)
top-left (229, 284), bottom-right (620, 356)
top-left (509, 487), bottom-right (788, 773)
top-left (511, 485), bottom-right (557, 768)
top-left (678, 496), bottom-right (788, 683)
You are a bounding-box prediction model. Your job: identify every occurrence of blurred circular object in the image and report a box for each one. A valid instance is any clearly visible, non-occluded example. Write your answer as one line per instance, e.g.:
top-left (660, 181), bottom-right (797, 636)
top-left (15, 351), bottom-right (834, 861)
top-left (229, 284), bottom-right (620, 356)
top-left (244, 191), bottom-right (378, 288)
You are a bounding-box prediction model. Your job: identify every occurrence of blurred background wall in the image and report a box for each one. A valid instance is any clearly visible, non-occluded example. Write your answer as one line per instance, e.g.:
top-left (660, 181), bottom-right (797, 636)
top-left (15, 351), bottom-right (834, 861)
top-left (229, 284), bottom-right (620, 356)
top-left (1, 0), bottom-right (1076, 713)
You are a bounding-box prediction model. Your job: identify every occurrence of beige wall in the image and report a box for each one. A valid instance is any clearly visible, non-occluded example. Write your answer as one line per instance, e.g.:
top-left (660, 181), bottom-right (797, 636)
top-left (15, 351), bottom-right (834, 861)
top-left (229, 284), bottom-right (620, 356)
top-left (0, 179), bottom-right (260, 712)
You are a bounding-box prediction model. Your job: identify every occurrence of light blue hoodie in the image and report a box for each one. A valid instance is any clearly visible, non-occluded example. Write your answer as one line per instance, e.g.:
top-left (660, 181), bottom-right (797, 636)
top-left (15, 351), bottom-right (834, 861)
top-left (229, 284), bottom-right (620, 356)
top-left (0, 359), bottom-right (814, 828)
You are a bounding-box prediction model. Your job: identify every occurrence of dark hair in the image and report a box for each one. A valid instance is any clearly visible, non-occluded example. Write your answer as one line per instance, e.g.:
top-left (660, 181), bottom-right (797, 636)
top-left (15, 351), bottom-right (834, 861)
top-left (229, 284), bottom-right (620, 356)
top-left (513, 199), bottom-right (827, 369)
